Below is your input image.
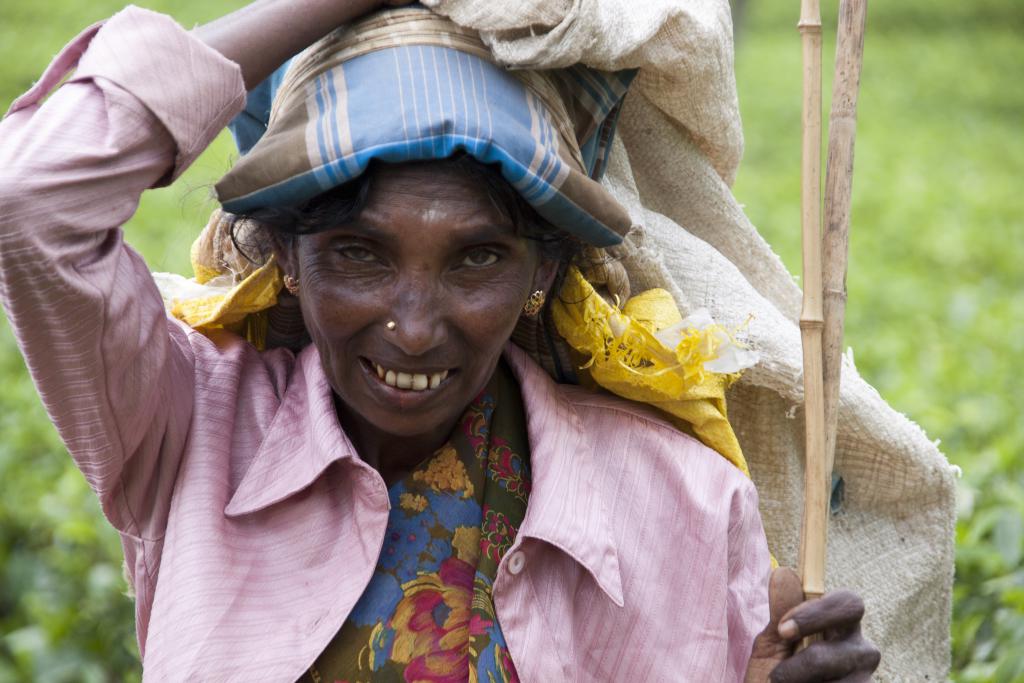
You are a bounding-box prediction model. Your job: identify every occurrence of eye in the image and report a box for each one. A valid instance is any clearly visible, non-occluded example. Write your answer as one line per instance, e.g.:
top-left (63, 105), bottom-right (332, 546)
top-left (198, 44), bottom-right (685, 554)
top-left (338, 246), bottom-right (379, 263)
top-left (461, 249), bottom-right (499, 267)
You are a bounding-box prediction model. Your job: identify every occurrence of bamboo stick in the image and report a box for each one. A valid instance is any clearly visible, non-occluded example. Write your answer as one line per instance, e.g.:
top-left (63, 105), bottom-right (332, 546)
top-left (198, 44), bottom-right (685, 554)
top-left (797, 0), bottom-right (827, 604)
top-left (823, 0), bottom-right (868, 479)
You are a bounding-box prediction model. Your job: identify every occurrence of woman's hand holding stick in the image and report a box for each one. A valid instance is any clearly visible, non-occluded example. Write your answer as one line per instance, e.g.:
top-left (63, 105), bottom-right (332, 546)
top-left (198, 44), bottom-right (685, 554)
top-left (746, 568), bottom-right (879, 682)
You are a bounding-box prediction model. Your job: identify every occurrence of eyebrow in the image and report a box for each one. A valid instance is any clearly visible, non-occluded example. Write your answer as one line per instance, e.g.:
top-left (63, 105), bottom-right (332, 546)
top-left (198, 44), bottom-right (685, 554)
top-left (336, 218), bottom-right (520, 247)
top-left (331, 220), bottom-right (389, 242)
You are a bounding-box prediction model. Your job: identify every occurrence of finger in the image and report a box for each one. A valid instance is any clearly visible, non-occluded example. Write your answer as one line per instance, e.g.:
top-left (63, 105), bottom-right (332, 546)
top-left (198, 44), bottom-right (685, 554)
top-left (830, 647), bottom-right (882, 683)
top-left (768, 567), bottom-right (806, 629)
top-left (768, 637), bottom-right (877, 683)
top-left (747, 568), bottom-right (806, 667)
top-left (778, 589), bottom-right (865, 641)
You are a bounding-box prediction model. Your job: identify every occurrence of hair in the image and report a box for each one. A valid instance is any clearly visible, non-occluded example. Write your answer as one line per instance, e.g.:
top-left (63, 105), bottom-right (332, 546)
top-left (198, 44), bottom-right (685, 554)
top-left (231, 154), bottom-right (583, 267)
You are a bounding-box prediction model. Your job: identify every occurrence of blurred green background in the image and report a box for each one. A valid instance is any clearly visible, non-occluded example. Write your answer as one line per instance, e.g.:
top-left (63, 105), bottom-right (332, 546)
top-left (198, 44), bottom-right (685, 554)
top-left (0, 0), bottom-right (1020, 680)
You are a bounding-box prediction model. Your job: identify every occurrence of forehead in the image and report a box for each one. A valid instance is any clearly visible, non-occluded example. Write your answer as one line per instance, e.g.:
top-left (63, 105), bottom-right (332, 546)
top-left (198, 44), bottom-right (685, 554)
top-left (353, 162), bottom-right (518, 239)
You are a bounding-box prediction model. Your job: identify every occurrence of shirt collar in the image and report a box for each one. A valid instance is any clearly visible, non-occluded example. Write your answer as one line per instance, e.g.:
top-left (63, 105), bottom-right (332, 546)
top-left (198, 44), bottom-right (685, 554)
top-left (225, 344), bottom-right (361, 517)
top-left (503, 343), bottom-right (625, 607)
top-left (224, 342), bottom-right (625, 607)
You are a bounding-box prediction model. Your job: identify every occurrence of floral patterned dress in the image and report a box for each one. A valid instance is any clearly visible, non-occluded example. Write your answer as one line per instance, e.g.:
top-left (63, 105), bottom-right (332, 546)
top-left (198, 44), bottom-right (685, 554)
top-left (304, 362), bottom-right (530, 683)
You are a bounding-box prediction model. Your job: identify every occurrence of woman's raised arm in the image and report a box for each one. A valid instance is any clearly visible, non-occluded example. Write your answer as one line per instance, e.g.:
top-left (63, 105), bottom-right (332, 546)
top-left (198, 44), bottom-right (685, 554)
top-left (0, 0), bottom-right (390, 541)
top-left (194, 0), bottom-right (396, 90)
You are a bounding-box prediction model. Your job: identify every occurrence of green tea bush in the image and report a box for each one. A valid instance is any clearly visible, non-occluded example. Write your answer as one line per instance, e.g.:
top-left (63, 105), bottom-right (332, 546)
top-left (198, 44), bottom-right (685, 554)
top-left (734, 0), bottom-right (1024, 679)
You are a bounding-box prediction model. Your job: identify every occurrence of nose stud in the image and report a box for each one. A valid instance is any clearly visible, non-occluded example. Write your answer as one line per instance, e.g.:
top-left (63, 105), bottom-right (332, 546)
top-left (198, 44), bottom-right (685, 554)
top-left (385, 320), bottom-right (397, 331)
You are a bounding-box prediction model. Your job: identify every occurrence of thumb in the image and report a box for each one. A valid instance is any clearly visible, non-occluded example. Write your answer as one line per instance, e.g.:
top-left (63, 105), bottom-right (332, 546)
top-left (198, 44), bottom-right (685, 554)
top-left (746, 567), bottom-right (806, 682)
top-left (767, 567), bottom-right (805, 632)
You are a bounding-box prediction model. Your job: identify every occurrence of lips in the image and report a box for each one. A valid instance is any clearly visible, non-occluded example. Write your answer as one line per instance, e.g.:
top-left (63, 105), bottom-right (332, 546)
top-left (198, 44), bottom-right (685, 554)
top-left (365, 359), bottom-right (452, 392)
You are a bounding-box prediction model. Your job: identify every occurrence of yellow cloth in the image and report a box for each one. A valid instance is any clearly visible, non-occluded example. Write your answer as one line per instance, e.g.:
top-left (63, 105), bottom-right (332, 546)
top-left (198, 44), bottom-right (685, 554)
top-left (550, 266), bottom-right (749, 476)
top-left (165, 243), bottom-right (282, 350)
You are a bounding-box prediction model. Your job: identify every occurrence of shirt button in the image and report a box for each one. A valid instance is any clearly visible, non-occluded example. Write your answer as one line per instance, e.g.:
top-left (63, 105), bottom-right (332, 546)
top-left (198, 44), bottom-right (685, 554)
top-left (507, 551), bottom-right (526, 575)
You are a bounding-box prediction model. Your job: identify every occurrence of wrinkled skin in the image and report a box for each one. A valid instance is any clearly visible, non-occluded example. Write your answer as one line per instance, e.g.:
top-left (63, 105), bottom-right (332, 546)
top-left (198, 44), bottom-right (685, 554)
top-left (273, 162), bottom-right (556, 484)
top-left (746, 567), bottom-right (881, 682)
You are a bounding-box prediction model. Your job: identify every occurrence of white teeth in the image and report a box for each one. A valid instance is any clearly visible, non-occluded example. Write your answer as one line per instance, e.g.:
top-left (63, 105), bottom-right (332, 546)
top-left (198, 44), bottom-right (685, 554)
top-left (373, 363), bottom-right (450, 391)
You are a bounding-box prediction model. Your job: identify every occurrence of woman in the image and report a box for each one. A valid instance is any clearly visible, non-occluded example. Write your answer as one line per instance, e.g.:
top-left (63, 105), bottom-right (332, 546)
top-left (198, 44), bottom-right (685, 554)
top-left (0, 0), bottom-right (879, 680)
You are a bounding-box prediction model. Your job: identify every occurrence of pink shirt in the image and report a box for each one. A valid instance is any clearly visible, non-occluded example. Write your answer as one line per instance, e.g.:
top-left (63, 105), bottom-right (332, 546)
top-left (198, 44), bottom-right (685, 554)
top-left (0, 7), bottom-right (770, 681)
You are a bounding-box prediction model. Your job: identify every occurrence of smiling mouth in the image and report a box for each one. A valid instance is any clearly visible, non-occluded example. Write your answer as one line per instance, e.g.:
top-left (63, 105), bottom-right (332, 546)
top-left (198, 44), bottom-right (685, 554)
top-left (362, 359), bottom-right (452, 392)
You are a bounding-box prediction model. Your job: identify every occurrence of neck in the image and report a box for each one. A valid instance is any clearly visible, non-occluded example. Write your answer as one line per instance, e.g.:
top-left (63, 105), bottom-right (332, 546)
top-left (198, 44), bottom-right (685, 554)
top-left (333, 396), bottom-right (459, 487)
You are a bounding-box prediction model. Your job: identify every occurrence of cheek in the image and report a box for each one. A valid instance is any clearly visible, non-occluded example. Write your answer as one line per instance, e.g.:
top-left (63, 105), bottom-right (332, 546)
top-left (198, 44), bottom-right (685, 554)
top-left (295, 275), bottom-right (375, 373)
top-left (296, 249), bottom-right (382, 326)
top-left (457, 285), bottom-right (526, 335)
top-left (443, 284), bottom-right (531, 374)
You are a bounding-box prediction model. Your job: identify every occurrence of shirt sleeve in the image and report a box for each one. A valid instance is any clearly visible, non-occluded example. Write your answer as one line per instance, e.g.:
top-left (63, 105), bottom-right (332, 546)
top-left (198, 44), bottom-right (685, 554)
top-left (0, 7), bottom-right (245, 540)
top-left (726, 480), bottom-right (772, 680)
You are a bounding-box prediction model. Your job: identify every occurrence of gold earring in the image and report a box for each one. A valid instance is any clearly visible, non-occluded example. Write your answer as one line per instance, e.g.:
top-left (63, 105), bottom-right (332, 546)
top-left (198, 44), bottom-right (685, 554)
top-left (283, 275), bottom-right (300, 296)
top-left (522, 290), bottom-right (546, 318)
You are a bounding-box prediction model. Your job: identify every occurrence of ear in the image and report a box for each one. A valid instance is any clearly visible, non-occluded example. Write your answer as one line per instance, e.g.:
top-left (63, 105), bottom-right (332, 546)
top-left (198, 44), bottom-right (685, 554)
top-left (532, 257), bottom-right (560, 294)
top-left (270, 230), bottom-right (299, 279)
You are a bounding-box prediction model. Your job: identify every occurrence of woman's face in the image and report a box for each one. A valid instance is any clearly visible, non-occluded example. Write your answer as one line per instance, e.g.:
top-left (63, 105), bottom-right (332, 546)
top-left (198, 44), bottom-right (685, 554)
top-left (278, 162), bottom-right (555, 441)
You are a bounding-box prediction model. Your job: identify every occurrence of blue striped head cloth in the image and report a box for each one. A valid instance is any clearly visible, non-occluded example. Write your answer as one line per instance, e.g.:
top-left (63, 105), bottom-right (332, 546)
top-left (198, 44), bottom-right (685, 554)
top-left (216, 6), bottom-right (637, 247)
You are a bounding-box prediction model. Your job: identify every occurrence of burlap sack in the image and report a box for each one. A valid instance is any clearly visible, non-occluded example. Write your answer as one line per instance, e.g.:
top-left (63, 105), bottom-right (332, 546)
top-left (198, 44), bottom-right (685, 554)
top-left (420, 0), bottom-right (958, 679)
